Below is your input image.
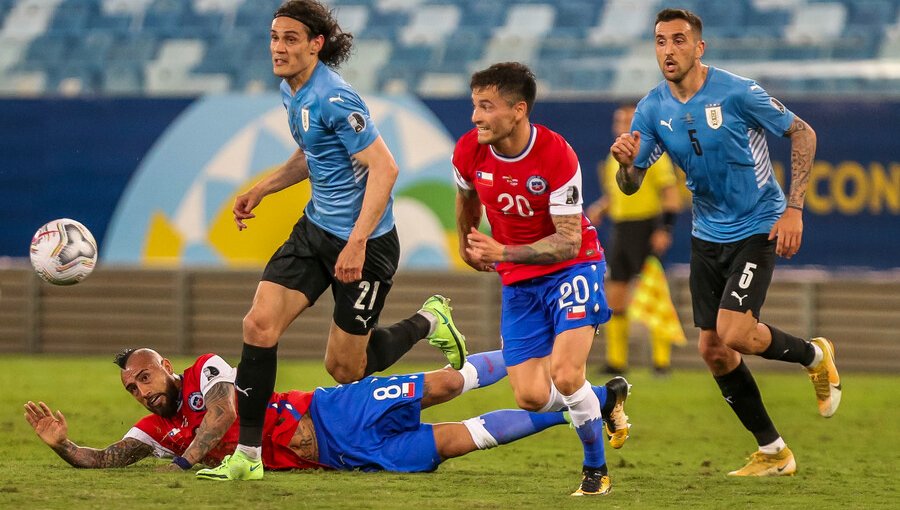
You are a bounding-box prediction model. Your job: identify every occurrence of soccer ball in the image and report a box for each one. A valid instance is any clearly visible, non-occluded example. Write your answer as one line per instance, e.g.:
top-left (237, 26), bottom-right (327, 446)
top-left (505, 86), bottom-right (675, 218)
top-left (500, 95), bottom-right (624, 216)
top-left (30, 218), bottom-right (98, 285)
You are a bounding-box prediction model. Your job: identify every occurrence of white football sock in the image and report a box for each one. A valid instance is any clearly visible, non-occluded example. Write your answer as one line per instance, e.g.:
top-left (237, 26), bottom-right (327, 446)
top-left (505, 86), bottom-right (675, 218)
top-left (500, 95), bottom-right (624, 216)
top-left (417, 310), bottom-right (438, 336)
top-left (561, 380), bottom-right (602, 428)
top-left (804, 343), bottom-right (824, 368)
top-left (759, 437), bottom-right (786, 455)
top-left (538, 381), bottom-right (568, 413)
top-left (458, 361), bottom-right (479, 393)
top-left (236, 444), bottom-right (261, 461)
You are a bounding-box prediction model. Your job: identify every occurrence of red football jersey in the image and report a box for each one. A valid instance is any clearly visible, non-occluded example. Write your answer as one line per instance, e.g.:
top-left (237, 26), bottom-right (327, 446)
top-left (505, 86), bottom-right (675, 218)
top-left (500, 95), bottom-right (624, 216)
top-left (452, 124), bottom-right (603, 285)
top-left (124, 354), bottom-right (322, 469)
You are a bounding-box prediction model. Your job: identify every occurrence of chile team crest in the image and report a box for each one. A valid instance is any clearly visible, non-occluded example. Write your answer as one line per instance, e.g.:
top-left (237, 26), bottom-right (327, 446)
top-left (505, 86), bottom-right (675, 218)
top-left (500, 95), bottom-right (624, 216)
top-left (526, 176), bottom-right (548, 195)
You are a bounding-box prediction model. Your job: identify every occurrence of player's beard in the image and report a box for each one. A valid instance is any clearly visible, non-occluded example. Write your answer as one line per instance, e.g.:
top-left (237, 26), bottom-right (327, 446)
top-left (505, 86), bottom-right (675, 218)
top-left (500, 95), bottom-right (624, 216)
top-left (151, 379), bottom-right (181, 418)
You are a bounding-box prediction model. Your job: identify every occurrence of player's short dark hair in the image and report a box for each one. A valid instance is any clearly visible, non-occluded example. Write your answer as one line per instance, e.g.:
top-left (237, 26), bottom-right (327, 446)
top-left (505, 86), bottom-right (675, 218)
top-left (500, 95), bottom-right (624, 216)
top-left (655, 8), bottom-right (703, 39)
top-left (114, 348), bottom-right (137, 369)
top-left (274, 0), bottom-right (353, 68)
top-left (470, 62), bottom-right (537, 115)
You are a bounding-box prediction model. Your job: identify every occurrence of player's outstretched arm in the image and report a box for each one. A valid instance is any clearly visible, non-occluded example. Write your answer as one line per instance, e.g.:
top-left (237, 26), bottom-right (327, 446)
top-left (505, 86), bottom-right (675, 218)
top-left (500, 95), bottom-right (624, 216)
top-left (233, 148), bottom-right (310, 230)
top-left (335, 136), bottom-right (399, 283)
top-left (179, 382), bottom-right (237, 467)
top-left (611, 131), bottom-right (647, 195)
top-left (24, 401), bottom-right (152, 468)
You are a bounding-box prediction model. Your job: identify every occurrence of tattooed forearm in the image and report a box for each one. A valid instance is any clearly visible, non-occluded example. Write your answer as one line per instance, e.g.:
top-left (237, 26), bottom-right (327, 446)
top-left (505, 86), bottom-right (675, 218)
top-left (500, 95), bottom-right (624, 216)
top-left (51, 438), bottom-right (152, 468)
top-left (503, 213), bottom-right (581, 264)
top-left (785, 117), bottom-right (817, 209)
top-left (456, 188), bottom-right (482, 246)
top-left (288, 414), bottom-right (319, 462)
top-left (182, 382), bottom-right (237, 465)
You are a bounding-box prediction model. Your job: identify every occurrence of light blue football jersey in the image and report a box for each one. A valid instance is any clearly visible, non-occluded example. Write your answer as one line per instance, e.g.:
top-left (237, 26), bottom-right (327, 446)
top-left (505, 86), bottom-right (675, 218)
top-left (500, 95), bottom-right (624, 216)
top-left (632, 66), bottom-right (794, 242)
top-left (280, 61), bottom-right (394, 240)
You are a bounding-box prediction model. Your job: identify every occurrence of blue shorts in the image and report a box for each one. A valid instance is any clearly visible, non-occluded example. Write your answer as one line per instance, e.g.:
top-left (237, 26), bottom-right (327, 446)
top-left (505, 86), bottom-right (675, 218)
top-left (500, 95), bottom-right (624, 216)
top-left (501, 261), bottom-right (611, 367)
top-left (308, 373), bottom-right (441, 472)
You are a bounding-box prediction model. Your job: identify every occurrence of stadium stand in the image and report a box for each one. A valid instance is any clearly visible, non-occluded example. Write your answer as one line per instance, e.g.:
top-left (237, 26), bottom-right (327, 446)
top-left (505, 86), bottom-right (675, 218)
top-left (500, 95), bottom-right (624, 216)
top-left (0, 0), bottom-right (899, 96)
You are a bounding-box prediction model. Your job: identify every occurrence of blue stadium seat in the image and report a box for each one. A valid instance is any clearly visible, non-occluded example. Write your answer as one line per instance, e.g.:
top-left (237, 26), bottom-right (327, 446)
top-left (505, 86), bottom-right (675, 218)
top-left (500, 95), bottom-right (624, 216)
top-left (67, 30), bottom-right (116, 70)
top-left (744, 6), bottom-right (790, 38)
top-left (439, 27), bottom-right (487, 72)
top-left (844, 0), bottom-right (896, 27)
top-left (21, 34), bottom-right (73, 70)
top-left (194, 31), bottom-right (253, 75)
top-left (47, 0), bottom-right (99, 35)
top-left (234, 0), bottom-right (281, 29)
top-left (458, 0), bottom-right (506, 29)
top-left (554, 1), bottom-right (600, 30)
top-left (833, 26), bottom-right (882, 60)
top-left (102, 62), bottom-right (145, 94)
top-left (107, 35), bottom-right (160, 63)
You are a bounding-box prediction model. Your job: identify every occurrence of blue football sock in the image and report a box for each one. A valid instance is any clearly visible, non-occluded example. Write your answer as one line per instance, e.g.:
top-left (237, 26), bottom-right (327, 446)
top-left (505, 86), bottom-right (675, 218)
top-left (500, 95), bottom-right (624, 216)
top-left (478, 409), bottom-right (567, 445)
top-left (564, 381), bottom-right (607, 468)
top-left (592, 384), bottom-right (608, 409)
top-left (465, 350), bottom-right (507, 389)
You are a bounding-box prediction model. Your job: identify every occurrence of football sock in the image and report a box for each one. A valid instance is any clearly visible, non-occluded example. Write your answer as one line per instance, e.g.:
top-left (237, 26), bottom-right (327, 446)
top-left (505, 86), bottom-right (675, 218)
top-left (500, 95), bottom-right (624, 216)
top-left (605, 313), bottom-right (629, 370)
top-left (562, 381), bottom-right (606, 468)
top-left (463, 410), bottom-right (568, 450)
top-left (650, 326), bottom-right (672, 369)
top-left (593, 385), bottom-right (610, 417)
top-left (714, 360), bottom-right (780, 446)
top-left (236, 342), bottom-right (278, 447)
top-left (760, 324), bottom-right (816, 365)
top-left (758, 437), bottom-right (787, 455)
top-left (236, 445), bottom-right (262, 461)
top-left (363, 314), bottom-right (430, 376)
top-left (807, 343), bottom-right (824, 368)
top-left (459, 350), bottom-right (506, 393)
top-left (538, 381), bottom-right (568, 412)
top-left (416, 309), bottom-right (439, 336)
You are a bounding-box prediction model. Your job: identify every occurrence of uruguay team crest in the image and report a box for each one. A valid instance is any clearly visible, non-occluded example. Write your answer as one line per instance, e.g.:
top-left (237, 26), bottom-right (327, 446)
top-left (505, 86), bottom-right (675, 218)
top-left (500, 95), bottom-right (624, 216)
top-left (705, 104), bottom-right (723, 129)
top-left (301, 107), bottom-right (310, 132)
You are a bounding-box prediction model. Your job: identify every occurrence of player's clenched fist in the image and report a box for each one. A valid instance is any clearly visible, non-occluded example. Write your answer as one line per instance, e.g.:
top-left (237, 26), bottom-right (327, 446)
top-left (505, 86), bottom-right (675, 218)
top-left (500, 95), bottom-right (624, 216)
top-left (610, 131), bottom-right (642, 167)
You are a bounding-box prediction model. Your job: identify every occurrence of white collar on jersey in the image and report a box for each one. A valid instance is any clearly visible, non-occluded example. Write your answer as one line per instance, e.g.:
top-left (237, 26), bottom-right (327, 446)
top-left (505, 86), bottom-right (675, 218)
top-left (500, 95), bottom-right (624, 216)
top-left (490, 124), bottom-right (537, 163)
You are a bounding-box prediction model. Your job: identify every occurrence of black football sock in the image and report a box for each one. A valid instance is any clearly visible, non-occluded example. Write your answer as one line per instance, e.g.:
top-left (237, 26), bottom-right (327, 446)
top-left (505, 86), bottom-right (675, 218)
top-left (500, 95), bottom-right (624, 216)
top-left (363, 314), bottom-right (430, 376)
top-left (760, 323), bottom-right (815, 365)
top-left (714, 360), bottom-right (780, 446)
top-left (236, 342), bottom-right (278, 447)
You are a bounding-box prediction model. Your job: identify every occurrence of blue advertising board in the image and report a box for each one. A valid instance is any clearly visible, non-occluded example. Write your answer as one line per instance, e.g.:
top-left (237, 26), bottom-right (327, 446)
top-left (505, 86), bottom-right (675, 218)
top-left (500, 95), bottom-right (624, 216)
top-left (1, 96), bottom-right (897, 270)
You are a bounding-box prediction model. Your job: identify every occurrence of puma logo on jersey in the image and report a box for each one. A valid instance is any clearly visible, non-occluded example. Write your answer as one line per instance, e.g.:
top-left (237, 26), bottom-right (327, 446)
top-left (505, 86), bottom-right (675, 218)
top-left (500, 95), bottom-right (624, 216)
top-left (234, 384), bottom-right (252, 398)
top-left (731, 291), bottom-right (748, 306)
top-left (355, 315), bottom-right (373, 328)
top-left (660, 118), bottom-right (673, 131)
top-left (329, 94), bottom-right (344, 103)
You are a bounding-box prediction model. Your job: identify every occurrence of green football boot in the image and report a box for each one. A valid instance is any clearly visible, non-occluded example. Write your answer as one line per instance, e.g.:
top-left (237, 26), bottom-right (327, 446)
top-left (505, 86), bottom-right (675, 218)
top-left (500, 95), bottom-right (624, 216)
top-left (196, 451), bottom-right (263, 481)
top-left (420, 294), bottom-right (467, 370)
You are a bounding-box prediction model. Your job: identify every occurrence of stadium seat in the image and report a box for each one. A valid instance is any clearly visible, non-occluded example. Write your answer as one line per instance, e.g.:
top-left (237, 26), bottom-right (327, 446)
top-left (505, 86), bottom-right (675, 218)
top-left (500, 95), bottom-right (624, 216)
top-left (554, 1), bottom-right (599, 30)
top-left (333, 4), bottom-right (370, 36)
top-left (341, 38), bottom-right (392, 93)
top-left (784, 2), bottom-right (847, 45)
top-left (588, 0), bottom-right (656, 45)
top-left (102, 61), bottom-right (144, 94)
top-left (401, 4), bottom-right (460, 46)
top-left (46, 0), bottom-right (97, 35)
top-left (1, 0), bottom-right (64, 38)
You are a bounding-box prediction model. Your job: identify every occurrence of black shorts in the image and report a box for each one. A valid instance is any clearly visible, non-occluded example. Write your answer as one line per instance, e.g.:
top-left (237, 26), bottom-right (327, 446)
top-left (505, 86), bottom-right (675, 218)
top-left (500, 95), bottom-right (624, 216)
top-left (261, 215), bottom-right (400, 335)
top-left (607, 218), bottom-right (658, 282)
top-left (689, 234), bottom-right (776, 329)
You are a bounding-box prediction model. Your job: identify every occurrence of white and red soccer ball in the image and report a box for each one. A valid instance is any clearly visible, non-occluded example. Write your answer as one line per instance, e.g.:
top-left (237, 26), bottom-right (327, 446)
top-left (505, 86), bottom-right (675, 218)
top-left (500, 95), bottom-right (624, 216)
top-left (30, 218), bottom-right (98, 285)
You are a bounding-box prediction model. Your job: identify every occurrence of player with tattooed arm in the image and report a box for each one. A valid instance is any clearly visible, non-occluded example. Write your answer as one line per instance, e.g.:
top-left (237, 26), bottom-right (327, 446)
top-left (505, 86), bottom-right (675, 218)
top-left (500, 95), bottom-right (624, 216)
top-left (611, 8), bottom-right (840, 477)
top-left (453, 62), bottom-right (630, 496)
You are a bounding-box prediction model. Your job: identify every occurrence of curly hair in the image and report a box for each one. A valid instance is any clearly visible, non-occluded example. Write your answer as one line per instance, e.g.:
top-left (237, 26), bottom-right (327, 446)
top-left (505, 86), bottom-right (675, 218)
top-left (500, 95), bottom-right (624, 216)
top-left (470, 62), bottom-right (537, 115)
top-left (274, 0), bottom-right (354, 68)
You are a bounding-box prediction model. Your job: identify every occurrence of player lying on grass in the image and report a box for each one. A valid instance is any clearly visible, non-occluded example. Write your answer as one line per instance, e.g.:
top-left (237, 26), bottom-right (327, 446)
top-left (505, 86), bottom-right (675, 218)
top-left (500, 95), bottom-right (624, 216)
top-left (25, 347), bottom-right (630, 479)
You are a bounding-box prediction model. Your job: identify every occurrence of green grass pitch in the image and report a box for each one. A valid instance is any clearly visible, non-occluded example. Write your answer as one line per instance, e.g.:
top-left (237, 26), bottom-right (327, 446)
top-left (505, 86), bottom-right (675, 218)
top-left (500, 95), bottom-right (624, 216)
top-left (2, 355), bottom-right (898, 509)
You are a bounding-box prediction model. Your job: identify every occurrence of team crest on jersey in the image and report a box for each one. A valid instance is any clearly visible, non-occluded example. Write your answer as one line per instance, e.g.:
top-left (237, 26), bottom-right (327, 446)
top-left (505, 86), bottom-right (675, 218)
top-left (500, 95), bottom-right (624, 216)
top-left (187, 391), bottom-right (205, 411)
top-left (348, 112), bottom-right (366, 133)
top-left (526, 176), bottom-right (548, 195)
top-left (705, 104), bottom-right (723, 129)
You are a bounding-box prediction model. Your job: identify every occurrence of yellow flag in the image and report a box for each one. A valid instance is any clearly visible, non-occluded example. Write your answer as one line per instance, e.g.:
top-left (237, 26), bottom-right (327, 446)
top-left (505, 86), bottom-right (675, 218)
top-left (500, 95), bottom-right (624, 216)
top-left (627, 256), bottom-right (687, 346)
